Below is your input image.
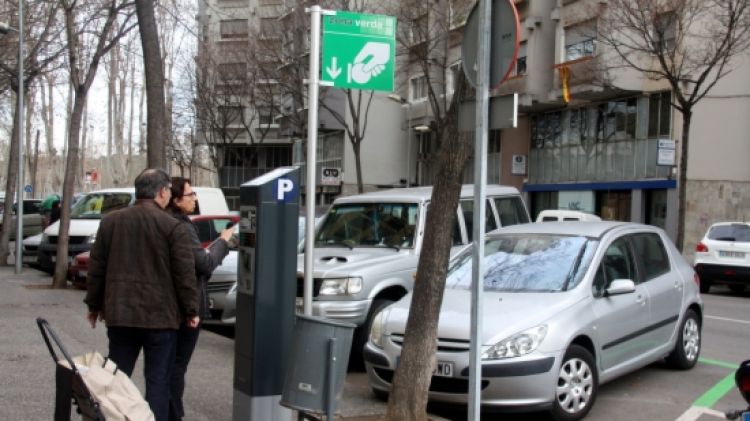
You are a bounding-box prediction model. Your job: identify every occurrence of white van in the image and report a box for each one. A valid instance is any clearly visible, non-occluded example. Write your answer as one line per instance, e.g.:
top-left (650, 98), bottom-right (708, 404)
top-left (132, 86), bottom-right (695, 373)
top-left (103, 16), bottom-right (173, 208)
top-left (36, 187), bottom-right (229, 273)
top-left (536, 209), bottom-right (601, 222)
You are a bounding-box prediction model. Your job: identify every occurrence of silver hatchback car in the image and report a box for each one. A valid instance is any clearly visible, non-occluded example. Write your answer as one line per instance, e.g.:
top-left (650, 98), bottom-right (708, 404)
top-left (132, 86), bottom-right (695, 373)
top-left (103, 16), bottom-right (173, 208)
top-left (365, 221), bottom-right (703, 420)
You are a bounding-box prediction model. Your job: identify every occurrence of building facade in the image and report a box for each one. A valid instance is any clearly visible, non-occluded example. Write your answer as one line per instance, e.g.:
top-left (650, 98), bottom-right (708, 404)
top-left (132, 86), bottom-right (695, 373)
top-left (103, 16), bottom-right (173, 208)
top-left (197, 0), bottom-right (750, 257)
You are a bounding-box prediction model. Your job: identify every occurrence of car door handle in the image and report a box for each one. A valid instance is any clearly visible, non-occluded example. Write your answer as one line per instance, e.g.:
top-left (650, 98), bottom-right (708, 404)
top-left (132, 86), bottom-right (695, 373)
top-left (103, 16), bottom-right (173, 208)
top-left (635, 294), bottom-right (646, 305)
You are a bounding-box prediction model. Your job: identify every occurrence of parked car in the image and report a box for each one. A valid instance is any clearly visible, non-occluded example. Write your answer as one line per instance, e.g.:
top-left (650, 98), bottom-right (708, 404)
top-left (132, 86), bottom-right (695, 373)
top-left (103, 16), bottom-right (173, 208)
top-left (536, 209), bottom-right (602, 222)
top-left (67, 214), bottom-right (239, 288)
top-left (297, 184), bottom-right (529, 366)
top-left (0, 197), bottom-right (45, 240)
top-left (694, 221), bottom-right (750, 293)
top-left (22, 232), bottom-right (43, 265)
top-left (365, 221), bottom-right (703, 420)
top-left (37, 187), bottom-right (230, 273)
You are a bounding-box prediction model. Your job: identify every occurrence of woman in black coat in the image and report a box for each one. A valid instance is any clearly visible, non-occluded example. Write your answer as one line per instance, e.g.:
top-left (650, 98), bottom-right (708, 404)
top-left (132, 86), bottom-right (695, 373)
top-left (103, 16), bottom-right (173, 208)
top-left (167, 177), bottom-right (233, 421)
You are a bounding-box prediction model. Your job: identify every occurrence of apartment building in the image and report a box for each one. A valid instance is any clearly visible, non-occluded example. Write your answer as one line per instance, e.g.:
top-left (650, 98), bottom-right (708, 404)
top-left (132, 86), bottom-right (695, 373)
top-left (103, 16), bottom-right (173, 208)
top-left (198, 0), bottom-right (750, 256)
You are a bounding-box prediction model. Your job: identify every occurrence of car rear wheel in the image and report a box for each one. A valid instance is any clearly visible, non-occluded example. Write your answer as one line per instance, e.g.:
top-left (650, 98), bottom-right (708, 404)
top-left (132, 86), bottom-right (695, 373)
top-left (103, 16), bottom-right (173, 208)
top-left (666, 309), bottom-right (701, 369)
top-left (551, 345), bottom-right (598, 421)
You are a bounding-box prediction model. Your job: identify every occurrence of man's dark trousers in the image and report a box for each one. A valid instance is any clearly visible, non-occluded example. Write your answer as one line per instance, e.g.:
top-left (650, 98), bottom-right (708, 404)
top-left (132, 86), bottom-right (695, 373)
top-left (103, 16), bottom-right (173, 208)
top-left (107, 327), bottom-right (178, 421)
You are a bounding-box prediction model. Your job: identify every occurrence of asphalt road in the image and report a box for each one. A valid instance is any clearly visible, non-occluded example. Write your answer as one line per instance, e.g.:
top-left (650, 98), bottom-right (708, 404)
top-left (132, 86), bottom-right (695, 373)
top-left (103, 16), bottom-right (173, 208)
top-left (2, 265), bottom-right (747, 421)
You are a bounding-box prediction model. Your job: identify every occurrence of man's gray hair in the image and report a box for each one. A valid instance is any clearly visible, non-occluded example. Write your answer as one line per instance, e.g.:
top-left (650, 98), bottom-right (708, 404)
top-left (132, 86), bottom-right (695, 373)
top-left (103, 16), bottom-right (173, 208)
top-left (135, 169), bottom-right (171, 199)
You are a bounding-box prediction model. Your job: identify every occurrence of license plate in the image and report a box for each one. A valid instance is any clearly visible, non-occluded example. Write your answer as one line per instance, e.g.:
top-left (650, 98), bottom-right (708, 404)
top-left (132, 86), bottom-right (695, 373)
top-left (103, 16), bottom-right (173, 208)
top-left (719, 250), bottom-right (745, 258)
top-left (395, 357), bottom-right (454, 378)
top-left (434, 361), bottom-right (454, 378)
top-left (208, 298), bottom-right (214, 309)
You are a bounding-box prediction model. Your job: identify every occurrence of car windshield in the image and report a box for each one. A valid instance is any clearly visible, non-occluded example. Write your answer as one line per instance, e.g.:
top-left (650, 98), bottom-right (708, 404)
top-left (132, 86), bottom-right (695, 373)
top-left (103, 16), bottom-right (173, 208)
top-left (446, 234), bottom-right (594, 292)
top-left (708, 224), bottom-right (750, 242)
top-left (70, 193), bottom-right (133, 219)
top-left (314, 202), bottom-right (419, 249)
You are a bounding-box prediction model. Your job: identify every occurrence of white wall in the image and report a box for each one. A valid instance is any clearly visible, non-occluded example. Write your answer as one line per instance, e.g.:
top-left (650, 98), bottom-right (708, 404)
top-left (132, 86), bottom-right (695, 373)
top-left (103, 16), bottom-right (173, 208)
top-left (342, 93), bottom-right (410, 189)
top-left (687, 53), bottom-right (750, 182)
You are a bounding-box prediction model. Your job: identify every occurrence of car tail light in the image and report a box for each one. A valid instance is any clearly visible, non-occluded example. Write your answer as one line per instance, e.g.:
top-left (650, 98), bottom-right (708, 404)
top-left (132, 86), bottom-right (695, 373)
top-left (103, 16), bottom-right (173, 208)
top-left (694, 273), bottom-right (700, 287)
top-left (695, 242), bottom-right (708, 252)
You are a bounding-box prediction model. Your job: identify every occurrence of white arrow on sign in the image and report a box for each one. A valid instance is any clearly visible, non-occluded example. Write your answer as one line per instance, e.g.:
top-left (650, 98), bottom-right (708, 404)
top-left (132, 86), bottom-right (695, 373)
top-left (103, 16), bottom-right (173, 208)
top-left (326, 57), bottom-right (342, 79)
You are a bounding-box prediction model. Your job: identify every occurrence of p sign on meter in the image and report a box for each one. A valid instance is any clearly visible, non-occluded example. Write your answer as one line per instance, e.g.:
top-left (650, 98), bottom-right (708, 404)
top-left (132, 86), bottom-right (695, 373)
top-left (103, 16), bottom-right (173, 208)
top-left (276, 178), bottom-right (297, 202)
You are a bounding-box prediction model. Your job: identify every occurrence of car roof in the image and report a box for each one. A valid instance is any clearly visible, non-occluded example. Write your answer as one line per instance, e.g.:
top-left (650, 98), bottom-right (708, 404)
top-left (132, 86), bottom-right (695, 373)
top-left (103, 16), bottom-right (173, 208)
top-left (333, 184), bottom-right (520, 205)
top-left (707, 221), bottom-right (750, 227)
top-left (489, 221), bottom-right (656, 239)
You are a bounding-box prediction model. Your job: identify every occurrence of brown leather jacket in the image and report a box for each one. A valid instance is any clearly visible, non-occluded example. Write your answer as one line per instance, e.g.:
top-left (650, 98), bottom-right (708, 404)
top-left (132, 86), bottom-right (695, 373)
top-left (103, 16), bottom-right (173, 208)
top-left (84, 200), bottom-right (199, 330)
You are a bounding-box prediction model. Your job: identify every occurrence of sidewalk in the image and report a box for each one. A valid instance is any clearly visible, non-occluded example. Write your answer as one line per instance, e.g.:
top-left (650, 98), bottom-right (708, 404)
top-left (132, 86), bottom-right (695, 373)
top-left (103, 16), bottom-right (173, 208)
top-left (0, 265), bottom-right (390, 420)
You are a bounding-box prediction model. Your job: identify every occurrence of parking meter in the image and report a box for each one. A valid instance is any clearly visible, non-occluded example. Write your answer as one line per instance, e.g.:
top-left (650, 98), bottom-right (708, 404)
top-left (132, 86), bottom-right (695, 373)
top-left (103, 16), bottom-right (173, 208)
top-left (233, 167), bottom-right (299, 421)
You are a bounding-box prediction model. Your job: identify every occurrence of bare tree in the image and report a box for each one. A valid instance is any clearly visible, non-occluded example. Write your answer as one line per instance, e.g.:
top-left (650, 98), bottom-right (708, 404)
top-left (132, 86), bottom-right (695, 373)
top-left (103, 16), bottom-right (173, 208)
top-left (0, 0), bottom-right (65, 265)
top-left (596, 0), bottom-right (750, 250)
top-left (52, 0), bottom-right (137, 288)
top-left (134, 0), bottom-right (167, 169)
top-left (377, 0), bottom-right (486, 419)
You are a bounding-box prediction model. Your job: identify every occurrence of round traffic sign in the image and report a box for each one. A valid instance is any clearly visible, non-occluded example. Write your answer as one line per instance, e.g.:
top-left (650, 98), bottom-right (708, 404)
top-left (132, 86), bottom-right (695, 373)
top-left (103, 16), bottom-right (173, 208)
top-left (23, 184), bottom-right (32, 193)
top-left (461, 0), bottom-right (520, 89)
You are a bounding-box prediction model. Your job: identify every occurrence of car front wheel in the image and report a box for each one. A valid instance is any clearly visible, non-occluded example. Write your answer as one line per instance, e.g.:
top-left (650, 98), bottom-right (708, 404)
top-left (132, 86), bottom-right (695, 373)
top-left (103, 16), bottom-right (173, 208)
top-left (666, 309), bottom-right (701, 369)
top-left (551, 345), bottom-right (598, 421)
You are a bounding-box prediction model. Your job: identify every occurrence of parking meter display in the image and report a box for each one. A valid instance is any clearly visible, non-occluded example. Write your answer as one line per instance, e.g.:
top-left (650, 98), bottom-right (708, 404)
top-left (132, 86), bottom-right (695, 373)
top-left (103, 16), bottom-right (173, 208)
top-left (239, 206), bottom-right (256, 294)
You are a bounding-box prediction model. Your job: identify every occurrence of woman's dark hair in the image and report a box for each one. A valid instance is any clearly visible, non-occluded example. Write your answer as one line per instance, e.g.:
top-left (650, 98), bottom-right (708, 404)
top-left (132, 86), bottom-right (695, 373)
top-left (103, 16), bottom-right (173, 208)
top-left (167, 177), bottom-right (192, 212)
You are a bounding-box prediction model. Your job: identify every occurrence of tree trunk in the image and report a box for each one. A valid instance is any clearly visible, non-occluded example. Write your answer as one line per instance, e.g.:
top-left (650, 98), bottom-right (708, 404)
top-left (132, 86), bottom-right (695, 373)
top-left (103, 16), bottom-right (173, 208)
top-left (135, 0), bottom-right (167, 169)
top-left (675, 110), bottom-right (691, 252)
top-left (0, 93), bottom-right (22, 265)
top-left (354, 140), bottom-right (364, 193)
top-left (52, 90), bottom-right (85, 288)
top-left (386, 74), bottom-right (472, 421)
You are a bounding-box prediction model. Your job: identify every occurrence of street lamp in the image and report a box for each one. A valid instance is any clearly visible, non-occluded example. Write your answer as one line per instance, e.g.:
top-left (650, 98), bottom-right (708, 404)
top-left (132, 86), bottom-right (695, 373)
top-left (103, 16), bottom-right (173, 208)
top-left (387, 94), bottom-right (412, 187)
top-left (1, 4), bottom-right (24, 274)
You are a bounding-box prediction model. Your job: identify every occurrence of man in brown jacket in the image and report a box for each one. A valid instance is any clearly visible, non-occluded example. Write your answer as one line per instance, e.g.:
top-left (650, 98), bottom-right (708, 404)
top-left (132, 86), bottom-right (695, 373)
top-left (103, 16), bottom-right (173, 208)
top-left (84, 168), bottom-right (199, 421)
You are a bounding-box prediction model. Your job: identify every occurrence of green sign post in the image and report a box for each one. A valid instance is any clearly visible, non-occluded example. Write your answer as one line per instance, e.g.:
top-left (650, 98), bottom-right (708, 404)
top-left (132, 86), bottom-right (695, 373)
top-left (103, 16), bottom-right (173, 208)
top-left (321, 11), bottom-right (396, 92)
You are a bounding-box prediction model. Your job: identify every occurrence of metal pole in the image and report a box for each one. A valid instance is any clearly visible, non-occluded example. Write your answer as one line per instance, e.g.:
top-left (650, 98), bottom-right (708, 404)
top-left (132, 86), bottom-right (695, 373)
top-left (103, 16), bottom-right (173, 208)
top-left (303, 5), bottom-right (322, 316)
top-left (469, 0), bottom-right (491, 418)
top-left (15, 0), bottom-right (24, 274)
top-left (325, 337), bottom-right (336, 420)
top-left (406, 104), bottom-right (411, 187)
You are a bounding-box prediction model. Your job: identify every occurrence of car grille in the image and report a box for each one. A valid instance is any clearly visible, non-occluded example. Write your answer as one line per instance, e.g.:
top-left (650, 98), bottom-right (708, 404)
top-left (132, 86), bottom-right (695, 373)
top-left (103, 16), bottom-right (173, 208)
top-left (207, 281), bottom-right (234, 294)
top-left (48, 236), bottom-right (88, 245)
top-left (296, 276), bottom-right (323, 297)
top-left (373, 368), bottom-right (489, 394)
top-left (24, 245), bottom-right (38, 252)
top-left (391, 334), bottom-right (471, 352)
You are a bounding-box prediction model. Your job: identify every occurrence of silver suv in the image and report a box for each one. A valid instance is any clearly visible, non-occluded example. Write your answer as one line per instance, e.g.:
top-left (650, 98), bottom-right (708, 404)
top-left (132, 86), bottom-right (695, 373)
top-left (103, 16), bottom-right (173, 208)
top-left (296, 184), bottom-right (530, 365)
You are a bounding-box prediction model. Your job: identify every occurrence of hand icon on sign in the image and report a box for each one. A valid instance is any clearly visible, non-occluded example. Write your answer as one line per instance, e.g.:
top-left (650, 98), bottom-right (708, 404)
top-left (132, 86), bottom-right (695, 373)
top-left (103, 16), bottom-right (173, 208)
top-left (351, 42), bottom-right (391, 84)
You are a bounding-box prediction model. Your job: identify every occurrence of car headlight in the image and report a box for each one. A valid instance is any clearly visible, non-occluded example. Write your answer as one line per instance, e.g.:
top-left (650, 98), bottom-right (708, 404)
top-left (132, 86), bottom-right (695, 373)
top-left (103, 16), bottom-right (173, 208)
top-left (318, 277), bottom-right (362, 295)
top-left (228, 282), bottom-right (237, 296)
top-left (369, 309), bottom-right (386, 348)
top-left (482, 325), bottom-right (547, 360)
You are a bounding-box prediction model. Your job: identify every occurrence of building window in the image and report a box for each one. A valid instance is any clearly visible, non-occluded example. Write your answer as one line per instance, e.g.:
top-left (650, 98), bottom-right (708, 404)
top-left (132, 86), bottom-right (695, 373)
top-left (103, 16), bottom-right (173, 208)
top-left (648, 91), bottom-right (671, 138)
top-left (568, 107), bottom-right (589, 145)
top-left (220, 19), bottom-right (248, 39)
top-left (596, 98), bottom-right (636, 142)
top-left (446, 62), bottom-right (461, 94)
top-left (565, 21), bottom-right (596, 61)
top-left (653, 12), bottom-right (677, 52)
top-left (411, 14), bottom-right (428, 44)
top-left (217, 105), bottom-right (243, 125)
top-left (257, 105), bottom-right (275, 126)
top-left (531, 111), bottom-right (562, 149)
top-left (410, 75), bottom-right (428, 101)
top-left (217, 62), bottom-right (247, 80)
top-left (515, 41), bottom-right (527, 75)
top-left (259, 0), bottom-right (282, 5)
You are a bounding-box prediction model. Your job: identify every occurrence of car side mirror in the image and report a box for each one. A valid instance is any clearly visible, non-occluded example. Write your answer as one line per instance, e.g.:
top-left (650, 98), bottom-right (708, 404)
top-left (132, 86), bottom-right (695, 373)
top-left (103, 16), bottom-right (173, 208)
top-left (605, 279), bottom-right (636, 296)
